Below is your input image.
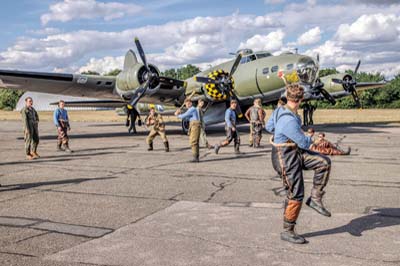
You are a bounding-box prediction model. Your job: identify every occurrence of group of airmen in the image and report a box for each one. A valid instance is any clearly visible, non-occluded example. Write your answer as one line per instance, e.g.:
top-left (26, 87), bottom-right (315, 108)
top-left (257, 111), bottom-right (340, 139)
top-left (20, 83), bottom-right (351, 244)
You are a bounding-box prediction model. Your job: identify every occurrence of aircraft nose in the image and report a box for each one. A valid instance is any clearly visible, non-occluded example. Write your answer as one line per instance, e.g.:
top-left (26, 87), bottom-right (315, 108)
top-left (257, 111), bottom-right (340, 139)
top-left (296, 57), bottom-right (318, 84)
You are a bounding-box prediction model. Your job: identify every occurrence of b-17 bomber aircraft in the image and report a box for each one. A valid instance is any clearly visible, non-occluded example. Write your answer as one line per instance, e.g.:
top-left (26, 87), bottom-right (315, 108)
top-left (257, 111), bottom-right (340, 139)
top-left (0, 38), bottom-right (386, 132)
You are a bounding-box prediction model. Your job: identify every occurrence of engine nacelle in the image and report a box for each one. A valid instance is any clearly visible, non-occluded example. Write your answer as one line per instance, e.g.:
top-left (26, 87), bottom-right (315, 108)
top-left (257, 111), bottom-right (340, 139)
top-left (116, 64), bottom-right (160, 93)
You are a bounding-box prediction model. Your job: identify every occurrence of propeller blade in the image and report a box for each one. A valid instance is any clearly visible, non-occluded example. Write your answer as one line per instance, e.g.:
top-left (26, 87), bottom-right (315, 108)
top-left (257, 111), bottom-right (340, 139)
top-left (350, 89), bottom-right (361, 108)
top-left (332, 78), bottom-right (344, 84)
top-left (129, 78), bottom-right (151, 107)
top-left (229, 53), bottom-right (242, 77)
top-left (134, 37), bottom-right (150, 72)
top-left (194, 76), bottom-right (219, 84)
top-left (320, 88), bottom-right (336, 105)
top-left (354, 60), bottom-right (361, 76)
top-left (316, 53), bottom-right (320, 64)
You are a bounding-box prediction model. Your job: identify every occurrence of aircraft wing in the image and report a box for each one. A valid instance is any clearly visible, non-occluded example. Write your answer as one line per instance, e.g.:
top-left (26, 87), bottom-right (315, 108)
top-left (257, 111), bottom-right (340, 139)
top-left (329, 81), bottom-right (387, 99)
top-left (0, 69), bottom-right (119, 100)
top-left (49, 99), bottom-right (127, 108)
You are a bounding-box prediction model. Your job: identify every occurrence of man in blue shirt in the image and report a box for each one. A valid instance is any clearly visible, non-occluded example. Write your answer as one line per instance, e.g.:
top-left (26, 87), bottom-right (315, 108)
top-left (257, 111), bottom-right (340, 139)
top-left (53, 100), bottom-right (72, 152)
top-left (266, 84), bottom-right (332, 244)
top-left (214, 99), bottom-right (240, 154)
top-left (175, 98), bottom-right (201, 162)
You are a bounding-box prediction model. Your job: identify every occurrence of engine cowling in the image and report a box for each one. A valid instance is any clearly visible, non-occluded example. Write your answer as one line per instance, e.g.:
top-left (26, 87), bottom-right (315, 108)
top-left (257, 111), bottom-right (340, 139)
top-left (116, 64), bottom-right (160, 93)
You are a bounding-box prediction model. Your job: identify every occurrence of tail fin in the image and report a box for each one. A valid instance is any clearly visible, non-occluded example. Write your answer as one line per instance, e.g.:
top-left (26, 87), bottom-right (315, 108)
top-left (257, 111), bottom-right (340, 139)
top-left (123, 49), bottom-right (138, 70)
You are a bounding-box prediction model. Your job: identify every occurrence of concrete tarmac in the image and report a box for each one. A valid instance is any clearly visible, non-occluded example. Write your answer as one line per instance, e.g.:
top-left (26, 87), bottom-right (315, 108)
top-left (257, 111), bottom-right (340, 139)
top-left (0, 120), bottom-right (399, 266)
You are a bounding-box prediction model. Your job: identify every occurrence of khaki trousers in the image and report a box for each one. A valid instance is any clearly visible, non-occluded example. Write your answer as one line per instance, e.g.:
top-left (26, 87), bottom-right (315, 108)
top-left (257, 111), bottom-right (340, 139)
top-left (189, 121), bottom-right (201, 157)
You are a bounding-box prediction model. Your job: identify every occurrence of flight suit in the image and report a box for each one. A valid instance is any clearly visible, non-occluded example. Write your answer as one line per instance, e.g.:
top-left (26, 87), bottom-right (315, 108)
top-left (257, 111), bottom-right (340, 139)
top-left (127, 107), bottom-right (140, 134)
top-left (21, 106), bottom-right (39, 157)
top-left (266, 105), bottom-right (331, 243)
top-left (245, 106), bottom-right (265, 147)
top-left (146, 112), bottom-right (169, 151)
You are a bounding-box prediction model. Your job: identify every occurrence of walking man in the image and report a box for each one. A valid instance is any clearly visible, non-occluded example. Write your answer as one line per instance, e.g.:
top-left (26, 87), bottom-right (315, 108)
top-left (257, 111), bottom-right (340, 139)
top-left (266, 83), bottom-right (332, 244)
top-left (126, 106), bottom-right (141, 134)
top-left (54, 100), bottom-right (73, 152)
top-left (21, 97), bottom-right (40, 160)
top-left (175, 98), bottom-right (201, 162)
top-left (145, 107), bottom-right (169, 152)
top-left (214, 99), bottom-right (240, 154)
top-left (245, 98), bottom-right (265, 148)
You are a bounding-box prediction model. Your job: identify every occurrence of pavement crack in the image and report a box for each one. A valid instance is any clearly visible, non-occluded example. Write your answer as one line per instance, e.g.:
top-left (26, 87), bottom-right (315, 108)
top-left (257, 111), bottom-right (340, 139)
top-left (0, 251), bottom-right (37, 258)
top-left (174, 232), bottom-right (234, 249)
top-left (204, 180), bottom-right (237, 203)
top-left (15, 232), bottom-right (49, 244)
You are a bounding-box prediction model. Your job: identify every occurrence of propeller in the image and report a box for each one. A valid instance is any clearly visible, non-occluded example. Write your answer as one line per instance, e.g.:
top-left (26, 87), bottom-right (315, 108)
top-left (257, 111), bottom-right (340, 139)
top-left (194, 53), bottom-right (244, 117)
top-left (127, 37), bottom-right (184, 108)
top-left (332, 60), bottom-right (361, 108)
top-left (314, 53), bottom-right (336, 104)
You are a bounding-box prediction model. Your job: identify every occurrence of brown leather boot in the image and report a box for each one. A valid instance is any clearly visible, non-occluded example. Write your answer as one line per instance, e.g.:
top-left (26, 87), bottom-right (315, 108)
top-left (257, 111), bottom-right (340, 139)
top-left (63, 143), bottom-right (73, 153)
top-left (281, 221), bottom-right (307, 244)
top-left (234, 143), bottom-right (240, 154)
top-left (26, 154), bottom-right (34, 160)
top-left (57, 142), bottom-right (64, 152)
top-left (306, 188), bottom-right (331, 217)
top-left (164, 141), bottom-right (169, 152)
top-left (147, 142), bottom-right (153, 151)
top-left (31, 152), bottom-right (40, 159)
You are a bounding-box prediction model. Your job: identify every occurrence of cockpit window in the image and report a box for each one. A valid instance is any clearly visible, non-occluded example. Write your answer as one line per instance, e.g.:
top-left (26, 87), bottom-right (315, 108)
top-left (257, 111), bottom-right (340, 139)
top-left (286, 64), bottom-right (294, 71)
top-left (271, 66), bottom-right (279, 73)
top-left (262, 67), bottom-right (269, 74)
top-left (256, 53), bottom-right (272, 59)
top-left (240, 54), bottom-right (257, 64)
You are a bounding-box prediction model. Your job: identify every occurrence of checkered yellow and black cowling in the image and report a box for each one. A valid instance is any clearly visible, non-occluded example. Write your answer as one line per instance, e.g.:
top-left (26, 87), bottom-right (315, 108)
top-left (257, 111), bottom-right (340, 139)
top-left (204, 69), bottom-right (234, 101)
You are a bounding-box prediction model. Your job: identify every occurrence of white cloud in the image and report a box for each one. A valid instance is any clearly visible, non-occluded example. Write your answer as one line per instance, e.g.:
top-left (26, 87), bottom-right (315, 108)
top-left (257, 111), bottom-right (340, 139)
top-left (307, 0), bottom-right (317, 6)
top-left (28, 27), bottom-right (62, 35)
top-left (238, 30), bottom-right (285, 52)
top-left (264, 0), bottom-right (285, 4)
top-left (335, 13), bottom-right (400, 43)
top-left (41, 0), bottom-right (143, 25)
top-left (79, 56), bottom-right (124, 74)
top-left (348, 0), bottom-right (400, 5)
top-left (297, 26), bottom-right (322, 46)
top-left (0, 12), bottom-right (281, 72)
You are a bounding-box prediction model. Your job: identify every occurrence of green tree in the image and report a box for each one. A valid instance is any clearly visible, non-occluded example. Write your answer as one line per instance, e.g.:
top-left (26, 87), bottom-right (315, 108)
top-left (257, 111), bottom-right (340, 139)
top-left (0, 88), bottom-right (24, 110)
top-left (81, 70), bottom-right (100, 75)
top-left (104, 69), bottom-right (122, 76)
top-left (162, 64), bottom-right (200, 80)
top-left (162, 68), bottom-right (178, 79)
top-left (319, 68), bottom-right (339, 78)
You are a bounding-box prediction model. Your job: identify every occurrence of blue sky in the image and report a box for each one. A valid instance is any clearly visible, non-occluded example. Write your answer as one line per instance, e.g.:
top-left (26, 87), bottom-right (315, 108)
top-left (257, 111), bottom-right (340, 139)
top-left (0, 0), bottom-right (399, 76)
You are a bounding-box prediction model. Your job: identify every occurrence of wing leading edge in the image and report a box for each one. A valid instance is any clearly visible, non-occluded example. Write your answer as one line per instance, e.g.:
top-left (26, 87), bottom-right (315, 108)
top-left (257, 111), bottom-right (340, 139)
top-left (0, 70), bottom-right (119, 100)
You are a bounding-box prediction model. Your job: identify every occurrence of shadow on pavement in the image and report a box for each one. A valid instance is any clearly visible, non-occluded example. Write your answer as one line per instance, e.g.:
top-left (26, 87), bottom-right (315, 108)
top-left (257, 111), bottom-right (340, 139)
top-left (302, 208), bottom-right (400, 238)
top-left (310, 122), bottom-right (399, 135)
top-left (0, 151), bottom-right (123, 166)
top-left (0, 176), bottom-right (117, 192)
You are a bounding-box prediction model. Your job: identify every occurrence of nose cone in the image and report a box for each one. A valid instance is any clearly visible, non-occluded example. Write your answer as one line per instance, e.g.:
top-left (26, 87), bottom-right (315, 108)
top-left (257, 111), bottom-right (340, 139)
top-left (296, 56), bottom-right (318, 85)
